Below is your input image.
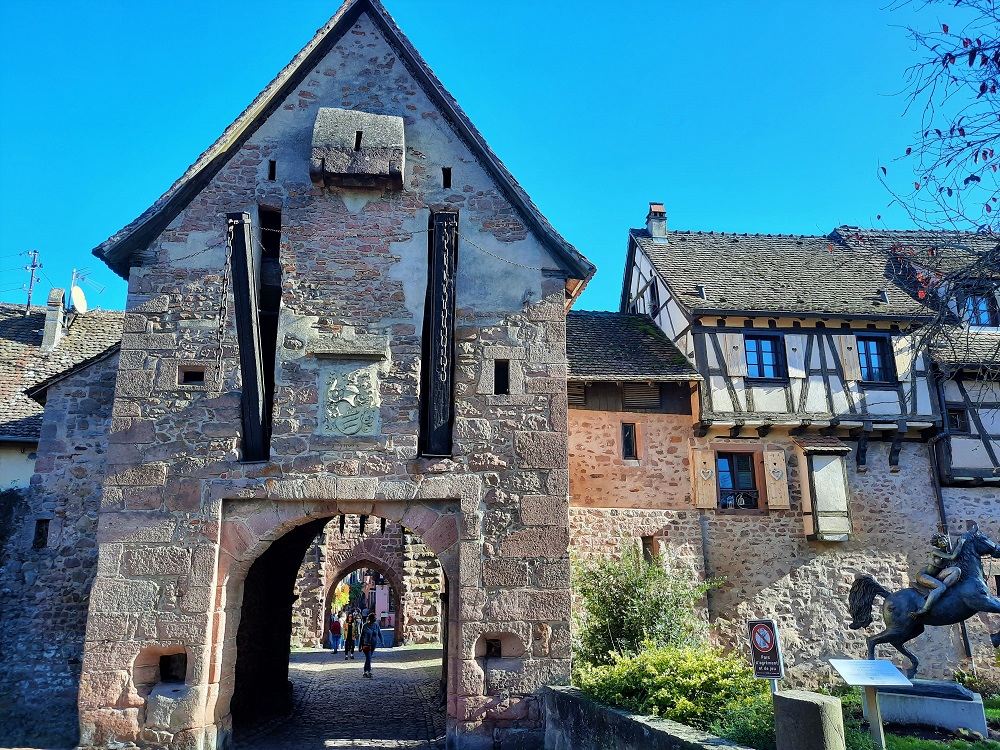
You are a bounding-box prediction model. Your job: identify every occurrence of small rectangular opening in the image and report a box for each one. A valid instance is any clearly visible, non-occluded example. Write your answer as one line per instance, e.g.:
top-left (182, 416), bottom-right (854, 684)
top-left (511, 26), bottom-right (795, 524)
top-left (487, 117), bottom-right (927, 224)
top-left (178, 367), bottom-right (206, 385)
top-left (159, 653), bottom-right (187, 683)
top-left (641, 535), bottom-right (656, 562)
top-left (484, 639), bottom-right (502, 658)
top-left (267, 160), bottom-right (277, 181)
top-left (442, 167), bottom-right (452, 189)
top-left (32, 519), bottom-right (49, 549)
top-left (494, 360), bottom-right (510, 395)
top-left (354, 130), bottom-right (363, 151)
top-left (258, 207), bottom-right (282, 260)
top-left (622, 422), bottom-right (638, 460)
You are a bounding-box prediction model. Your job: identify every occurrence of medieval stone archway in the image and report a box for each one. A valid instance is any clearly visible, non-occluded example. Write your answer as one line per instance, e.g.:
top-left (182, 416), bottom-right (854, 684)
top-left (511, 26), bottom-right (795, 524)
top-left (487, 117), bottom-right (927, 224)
top-left (323, 555), bottom-right (407, 645)
top-left (209, 486), bottom-right (463, 748)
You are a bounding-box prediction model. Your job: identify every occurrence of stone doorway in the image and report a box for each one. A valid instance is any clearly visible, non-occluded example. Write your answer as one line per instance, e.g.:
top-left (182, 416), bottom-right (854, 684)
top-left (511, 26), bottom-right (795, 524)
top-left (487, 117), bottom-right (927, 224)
top-left (216, 502), bottom-right (455, 748)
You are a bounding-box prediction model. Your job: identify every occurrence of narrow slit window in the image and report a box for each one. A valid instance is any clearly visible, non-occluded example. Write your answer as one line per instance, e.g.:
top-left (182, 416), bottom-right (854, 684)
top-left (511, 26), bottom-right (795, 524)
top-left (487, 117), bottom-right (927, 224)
top-left (354, 130), bottom-right (363, 151)
top-left (178, 367), bottom-right (206, 385)
top-left (622, 423), bottom-right (638, 460)
top-left (947, 408), bottom-right (970, 433)
top-left (641, 535), bottom-right (656, 562)
top-left (442, 167), bottom-right (452, 189)
top-left (32, 519), bottom-right (49, 549)
top-left (267, 160), bottom-right (277, 181)
top-left (494, 360), bottom-right (510, 395)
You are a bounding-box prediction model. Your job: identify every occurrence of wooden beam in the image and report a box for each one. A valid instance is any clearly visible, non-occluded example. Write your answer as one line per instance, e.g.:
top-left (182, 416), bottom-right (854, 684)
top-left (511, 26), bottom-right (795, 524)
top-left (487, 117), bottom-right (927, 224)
top-left (756, 423), bottom-right (772, 438)
top-left (227, 212), bottom-right (268, 462)
top-left (730, 421), bottom-right (745, 438)
top-left (420, 211), bottom-right (459, 456)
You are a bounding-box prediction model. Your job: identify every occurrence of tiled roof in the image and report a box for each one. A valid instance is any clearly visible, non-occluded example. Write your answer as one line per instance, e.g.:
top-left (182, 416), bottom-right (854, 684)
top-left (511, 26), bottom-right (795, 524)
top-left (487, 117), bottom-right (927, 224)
top-left (930, 327), bottom-right (1000, 369)
top-left (792, 435), bottom-right (852, 454)
top-left (0, 303), bottom-right (123, 440)
top-left (833, 227), bottom-right (999, 278)
top-left (633, 229), bottom-right (934, 319)
top-left (566, 311), bottom-right (700, 381)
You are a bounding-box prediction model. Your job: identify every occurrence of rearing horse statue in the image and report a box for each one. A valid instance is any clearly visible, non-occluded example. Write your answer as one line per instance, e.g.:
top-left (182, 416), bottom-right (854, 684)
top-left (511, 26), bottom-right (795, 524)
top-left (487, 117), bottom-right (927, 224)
top-left (848, 524), bottom-right (1000, 678)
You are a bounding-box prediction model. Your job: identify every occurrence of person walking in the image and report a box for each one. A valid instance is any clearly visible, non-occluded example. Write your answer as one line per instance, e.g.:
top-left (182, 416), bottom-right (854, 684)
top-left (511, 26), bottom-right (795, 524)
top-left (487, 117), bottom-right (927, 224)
top-left (359, 612), bottom-right (384, 678)
top-left (343, 612), bottom-right (359, 660)
top-left (328, 610), bottom-right (343, 654)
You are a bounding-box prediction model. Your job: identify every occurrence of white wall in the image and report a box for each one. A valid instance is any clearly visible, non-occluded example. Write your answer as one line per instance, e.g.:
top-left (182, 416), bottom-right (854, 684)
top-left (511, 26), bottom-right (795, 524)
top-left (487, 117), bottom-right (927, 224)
top-left (0, 442), bottom-right (36, 490)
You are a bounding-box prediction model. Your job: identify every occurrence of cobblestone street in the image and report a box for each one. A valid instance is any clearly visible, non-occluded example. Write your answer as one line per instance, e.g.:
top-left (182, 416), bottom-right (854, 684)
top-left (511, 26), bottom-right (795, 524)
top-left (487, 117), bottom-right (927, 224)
top-left (234, 645), bottom-right (446, 750)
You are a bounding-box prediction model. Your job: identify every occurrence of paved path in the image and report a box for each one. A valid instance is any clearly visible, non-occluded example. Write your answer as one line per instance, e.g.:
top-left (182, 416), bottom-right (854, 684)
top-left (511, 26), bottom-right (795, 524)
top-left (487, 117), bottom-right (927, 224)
top-left (235, 645), bottom-right (446, 750)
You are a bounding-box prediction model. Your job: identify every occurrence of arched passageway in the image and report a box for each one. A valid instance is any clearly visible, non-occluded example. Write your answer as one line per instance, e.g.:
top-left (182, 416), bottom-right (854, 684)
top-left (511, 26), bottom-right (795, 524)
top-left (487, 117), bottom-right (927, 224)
top-left (226, 512), bottom-right (448, 747)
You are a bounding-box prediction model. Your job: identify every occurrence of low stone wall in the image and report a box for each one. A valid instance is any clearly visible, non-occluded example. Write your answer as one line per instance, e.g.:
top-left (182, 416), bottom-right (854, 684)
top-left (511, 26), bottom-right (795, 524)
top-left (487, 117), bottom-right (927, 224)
top-left (543, 686), bottom-right (752, 750)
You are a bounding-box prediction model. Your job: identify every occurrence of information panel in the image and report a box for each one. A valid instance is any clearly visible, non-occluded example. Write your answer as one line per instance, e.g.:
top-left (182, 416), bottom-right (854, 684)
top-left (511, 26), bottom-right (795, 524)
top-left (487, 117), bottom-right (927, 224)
top-left (747, 619), bottom-right (785, 680)
top-left (828, 659), bottom-right (911, 687)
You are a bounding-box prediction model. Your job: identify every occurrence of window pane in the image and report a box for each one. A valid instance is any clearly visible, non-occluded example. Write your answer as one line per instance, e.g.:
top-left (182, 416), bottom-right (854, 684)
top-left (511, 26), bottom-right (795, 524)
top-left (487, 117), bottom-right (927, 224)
top-left (622, 423), bottom-right (637, 459)
top-left (735, 454), bottom-right (755, 489)
top-left (717, 456), bottom-right (734, 489)
top-left (745, 336), bottom-right (782, 379)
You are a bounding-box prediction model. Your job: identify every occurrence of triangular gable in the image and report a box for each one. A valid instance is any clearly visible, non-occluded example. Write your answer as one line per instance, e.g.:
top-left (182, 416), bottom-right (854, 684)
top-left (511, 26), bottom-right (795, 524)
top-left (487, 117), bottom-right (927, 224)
top-left (92, 0), bottom-right (595, 295)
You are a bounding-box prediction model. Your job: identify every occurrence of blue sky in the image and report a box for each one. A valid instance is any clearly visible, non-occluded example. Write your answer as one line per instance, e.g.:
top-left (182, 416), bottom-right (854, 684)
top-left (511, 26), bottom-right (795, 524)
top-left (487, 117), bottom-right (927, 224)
top-left (0, 1), bottom-right (943, 311)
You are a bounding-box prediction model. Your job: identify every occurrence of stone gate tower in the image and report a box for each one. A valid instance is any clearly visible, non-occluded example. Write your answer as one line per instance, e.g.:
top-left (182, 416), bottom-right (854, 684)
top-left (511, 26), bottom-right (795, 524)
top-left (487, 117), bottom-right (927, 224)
top-left (79, 1), bottom-right (594, 747)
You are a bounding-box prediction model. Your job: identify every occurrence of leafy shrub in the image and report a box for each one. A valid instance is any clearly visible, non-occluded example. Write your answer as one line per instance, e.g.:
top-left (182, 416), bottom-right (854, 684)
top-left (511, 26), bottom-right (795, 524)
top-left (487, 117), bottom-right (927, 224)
top-left (956, 669), bottom-right (1000, 699)
top-left (574, 644), bottom-right (769, 729)
top-left (572, 546), bottom-right (718, 666)
top-left (710, 693), bottom-right (776, 750)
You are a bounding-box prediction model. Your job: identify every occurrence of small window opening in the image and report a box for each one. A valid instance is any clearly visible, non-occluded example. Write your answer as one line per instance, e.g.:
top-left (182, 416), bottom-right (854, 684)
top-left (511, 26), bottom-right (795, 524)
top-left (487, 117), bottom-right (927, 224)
top-left (494, 360), bottom-right (510, 395)
top-left (622, 423), bottom-right (638, 460)
top-left (32, 519), bottom-right (49, 549)
top-left (948, 408), bottom-right (970, 433)
top-left (178, 367), bottom-right (206, 385)
top-left (258, 207), bottom-right (282, 260)
top-left (159, 653), bottom-right (187, 683)
top-left (267, 160), bottom-right (277, 181)
top-left (484, 639), bottom-right (502, 658)
top-left (442, 167), bottom-right (452, 189)
top-left (354, 130), bottom-right (363, 151)
top-left (641, 535), bottom-right (656, 562)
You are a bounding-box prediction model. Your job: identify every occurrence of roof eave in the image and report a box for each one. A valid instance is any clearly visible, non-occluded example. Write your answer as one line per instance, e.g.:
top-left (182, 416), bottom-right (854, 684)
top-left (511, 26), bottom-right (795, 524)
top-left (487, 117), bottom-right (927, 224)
top-left (688, 306), bottom-right (934, 322)
top-left (567, 373), bottom-right (702, 382)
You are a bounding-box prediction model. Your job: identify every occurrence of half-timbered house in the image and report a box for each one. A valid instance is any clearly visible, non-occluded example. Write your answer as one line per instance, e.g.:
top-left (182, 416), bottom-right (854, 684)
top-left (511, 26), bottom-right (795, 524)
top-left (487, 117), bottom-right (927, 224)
top-left (567, 203), bottom-right (1000, 684)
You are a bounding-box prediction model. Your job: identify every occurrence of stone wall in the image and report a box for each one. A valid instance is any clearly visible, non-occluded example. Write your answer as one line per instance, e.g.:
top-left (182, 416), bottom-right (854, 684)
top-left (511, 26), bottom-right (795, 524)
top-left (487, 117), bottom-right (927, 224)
top-left (77, 11), bottom-right (576, 750)
top-left (567, 407), bottom-right (988, 686)
top-left (0, 353), bottom-right (118, 748)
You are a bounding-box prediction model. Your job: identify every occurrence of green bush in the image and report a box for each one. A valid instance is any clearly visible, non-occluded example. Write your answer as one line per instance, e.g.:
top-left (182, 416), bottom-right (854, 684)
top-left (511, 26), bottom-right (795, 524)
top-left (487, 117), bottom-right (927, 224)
top-left (710, 694), bottom-right (776, 750)
top-left (574, 644), bottom-right (769, 729)
top-left (572, 546), bottom-right (718, 666)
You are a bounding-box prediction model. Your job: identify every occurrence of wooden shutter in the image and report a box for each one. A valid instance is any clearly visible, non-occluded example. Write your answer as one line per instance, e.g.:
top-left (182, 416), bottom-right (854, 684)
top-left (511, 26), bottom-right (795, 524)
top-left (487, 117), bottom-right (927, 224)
top-left (623, 382), bottom-right (661, 411)
top-left (763, 450), bottom-right (790, 509)
top-left (692, 449), bottom-right (718, 509)
top-left (837, 335), bottom-right (862, 382)
top-left (784, 334), bottom-right (807, 379)
top-left (721, 333), bottom-right (748, 377)
top-left (567, 382), bottom-right (586, 408)
top-left (893, 334), bottom-right (916, 380)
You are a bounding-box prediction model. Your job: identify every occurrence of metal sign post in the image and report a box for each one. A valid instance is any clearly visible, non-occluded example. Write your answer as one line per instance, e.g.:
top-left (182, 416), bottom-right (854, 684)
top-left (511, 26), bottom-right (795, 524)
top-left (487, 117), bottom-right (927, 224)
top-left (747, 619), bottom-right (785, 693)
top-left (829, 659), bottom-right (911, 750)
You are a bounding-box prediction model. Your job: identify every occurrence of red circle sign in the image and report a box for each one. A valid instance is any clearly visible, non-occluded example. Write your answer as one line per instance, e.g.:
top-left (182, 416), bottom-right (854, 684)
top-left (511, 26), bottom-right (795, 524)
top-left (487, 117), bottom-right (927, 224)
top-left (751, 624), bottom-right (775, 653)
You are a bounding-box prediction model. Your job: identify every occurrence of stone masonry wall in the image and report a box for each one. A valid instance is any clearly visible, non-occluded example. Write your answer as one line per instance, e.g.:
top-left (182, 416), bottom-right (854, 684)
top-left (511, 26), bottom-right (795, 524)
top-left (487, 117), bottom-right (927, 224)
top-left (78, 12), bottom-right (575, 750)
top-left (0, 353), bottom-right (118, 748)
top-left (568, 406), bottom-right (991, 686)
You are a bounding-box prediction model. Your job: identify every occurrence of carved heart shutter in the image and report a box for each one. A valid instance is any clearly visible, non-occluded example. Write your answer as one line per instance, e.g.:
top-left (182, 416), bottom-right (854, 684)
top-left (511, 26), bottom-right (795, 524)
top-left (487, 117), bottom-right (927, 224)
top-left (784, 334), bottom-right (807, 379)
top-left (837, 335), bottom-right (862, 382)
top-left (721, 333), bottom-right (748, 377)
top-left (763, 450), bottom-right (790, 509)
top-left (692, 448), bottom-right (718, 508)
top-left (893, 334), bottom-right (916, 380)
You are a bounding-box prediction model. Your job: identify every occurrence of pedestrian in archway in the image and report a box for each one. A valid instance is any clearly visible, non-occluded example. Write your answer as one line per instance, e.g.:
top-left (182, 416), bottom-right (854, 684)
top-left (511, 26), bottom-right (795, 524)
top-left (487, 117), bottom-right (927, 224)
top-left (344, 612), bottom-right (359, 660)
top-left (329, 610), bottom-right (343, 653)
top-left (360, 612), bottom-right (384, 678)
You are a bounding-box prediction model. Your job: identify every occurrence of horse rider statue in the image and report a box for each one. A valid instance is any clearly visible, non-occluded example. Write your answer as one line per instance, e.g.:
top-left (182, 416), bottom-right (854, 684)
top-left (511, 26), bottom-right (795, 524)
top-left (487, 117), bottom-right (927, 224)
top-left (848, 523), bottom-right (1000, 678)
top-left (911, 532), bottom-right (965, 619)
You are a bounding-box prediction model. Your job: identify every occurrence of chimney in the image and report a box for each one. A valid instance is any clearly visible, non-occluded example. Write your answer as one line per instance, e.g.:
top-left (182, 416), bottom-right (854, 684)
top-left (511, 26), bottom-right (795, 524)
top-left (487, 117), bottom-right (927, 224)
top-left (646, 202), bottom-right (667, 239)
top-left (41, 288), bottom-right (65, 351)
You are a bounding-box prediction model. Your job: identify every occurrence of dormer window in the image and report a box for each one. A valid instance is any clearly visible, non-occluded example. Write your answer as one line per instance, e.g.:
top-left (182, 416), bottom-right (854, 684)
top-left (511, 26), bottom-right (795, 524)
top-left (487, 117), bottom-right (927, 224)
top-left (961, 289), bottom-right (1000, 326)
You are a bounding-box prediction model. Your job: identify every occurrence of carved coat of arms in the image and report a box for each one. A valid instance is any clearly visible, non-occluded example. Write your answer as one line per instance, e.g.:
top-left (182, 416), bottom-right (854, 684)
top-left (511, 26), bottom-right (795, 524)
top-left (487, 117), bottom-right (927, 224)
top-left (323, 368), bottom-right (379, 436)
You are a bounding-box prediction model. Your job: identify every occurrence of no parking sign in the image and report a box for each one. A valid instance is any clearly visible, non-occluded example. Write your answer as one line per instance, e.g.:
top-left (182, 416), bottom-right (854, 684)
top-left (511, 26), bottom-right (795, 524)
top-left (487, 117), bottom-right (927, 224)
top-left (747, 619), bottom-right (785, 680)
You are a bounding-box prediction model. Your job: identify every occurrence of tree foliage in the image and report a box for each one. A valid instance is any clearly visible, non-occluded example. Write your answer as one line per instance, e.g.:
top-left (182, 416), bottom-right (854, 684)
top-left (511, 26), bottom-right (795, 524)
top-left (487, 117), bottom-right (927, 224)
top-left (887, 0), bottom-right (1000, 230)
top-left (571, 545), bottom-right (717, 667)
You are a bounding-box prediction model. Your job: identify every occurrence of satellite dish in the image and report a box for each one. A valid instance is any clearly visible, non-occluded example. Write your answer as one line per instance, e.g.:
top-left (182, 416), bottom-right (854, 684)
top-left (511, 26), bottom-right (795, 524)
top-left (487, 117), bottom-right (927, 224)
top-left (70, 285), bottom-right (88, 314)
